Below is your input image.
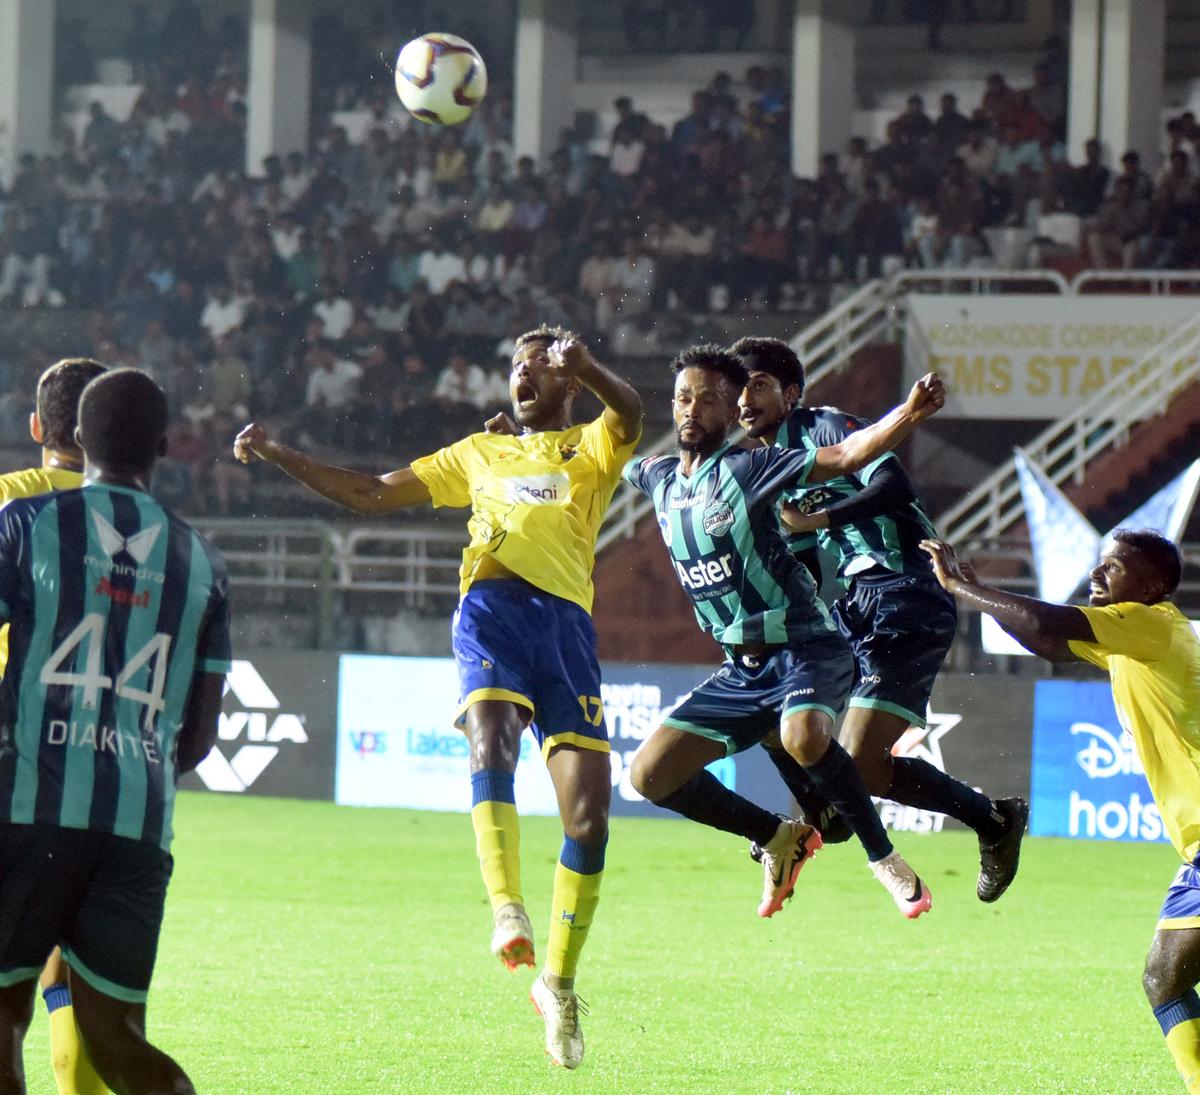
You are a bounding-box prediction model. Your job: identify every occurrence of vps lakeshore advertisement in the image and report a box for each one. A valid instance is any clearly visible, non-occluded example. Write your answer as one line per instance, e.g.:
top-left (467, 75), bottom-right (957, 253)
top-left (334, 655), bottom-right (794, 818)
top-left (904, 295), bottom-right (1200, 418)
top-left (1030, 679), bottom-right (1167, 846)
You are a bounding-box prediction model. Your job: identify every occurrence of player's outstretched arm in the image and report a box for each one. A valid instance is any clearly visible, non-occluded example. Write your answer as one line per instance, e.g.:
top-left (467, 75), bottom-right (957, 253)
top-left (806, 373), bottom-right (944, 484)
top-left (551, 339), bottom-right (643, 444)
top-left (233, 422), bottom-right (432, 514)
top-left (176, 672), bottom-right (225, 774)
top-left (920, 538), bottom-right (1091, 662)
top-left (781, 462), bottom-right (911, 533)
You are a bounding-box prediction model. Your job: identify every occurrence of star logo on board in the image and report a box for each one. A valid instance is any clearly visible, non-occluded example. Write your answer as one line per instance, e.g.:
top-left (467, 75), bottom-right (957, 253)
top-left (891, 709), bottom-right (962, 772)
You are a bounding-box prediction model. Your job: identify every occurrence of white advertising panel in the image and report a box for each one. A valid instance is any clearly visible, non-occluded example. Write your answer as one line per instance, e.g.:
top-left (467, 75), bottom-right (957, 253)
top-left (333, 655), bottom-right (796, 819)
top-left (335, 654), bottom-right (561, 814)
top-left (904, 295), bottom-right (1200, 418)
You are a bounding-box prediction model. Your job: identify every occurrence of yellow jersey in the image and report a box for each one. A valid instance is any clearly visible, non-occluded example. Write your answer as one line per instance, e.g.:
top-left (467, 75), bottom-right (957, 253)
top-left (0, 465), bottom-right (84, 675)
top-left (1069, 601), bottom-right (1200, 862)
top-left (410, 416), bottom-right (639, 615)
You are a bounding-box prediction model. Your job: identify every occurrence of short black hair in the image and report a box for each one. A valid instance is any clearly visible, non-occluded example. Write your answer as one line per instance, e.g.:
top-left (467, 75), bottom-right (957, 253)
top-left (670, 344), bottom-right (748, 392)
top-left (36, 358), bottom-right (107, 451)
top-left (77, 369), bottom-right (168, 471)
top-left (513, 324), bottom-right (578, 353)
top-left (728, 336), bottom-right (805, 397)
top-left (1111, 528), bottom-right (1183, 595)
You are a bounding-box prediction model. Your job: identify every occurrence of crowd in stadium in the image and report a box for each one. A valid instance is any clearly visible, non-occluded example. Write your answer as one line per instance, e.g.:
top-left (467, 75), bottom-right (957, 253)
top-left (0, 5), bottom-right (1198, 515)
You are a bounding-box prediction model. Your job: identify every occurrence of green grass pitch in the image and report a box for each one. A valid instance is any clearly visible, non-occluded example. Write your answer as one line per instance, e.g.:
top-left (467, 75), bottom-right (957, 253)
top-left (19, 793), bottom-right (1182, 1094)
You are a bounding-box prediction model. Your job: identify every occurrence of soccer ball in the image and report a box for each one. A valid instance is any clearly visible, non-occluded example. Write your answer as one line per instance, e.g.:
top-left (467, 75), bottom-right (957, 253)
top-left (394, 33), bottom-right (487, 126)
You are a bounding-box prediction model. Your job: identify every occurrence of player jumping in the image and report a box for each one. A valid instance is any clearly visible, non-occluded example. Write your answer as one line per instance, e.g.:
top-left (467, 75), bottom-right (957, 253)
top-left (623, 344), bottom-right (943, 920)
top-left (921, 531), bottom-right (1200, 1093)
top-left (732, 336), bottom-right (1027, 903)
top-left (234, 329), bottom-right (641, 1070)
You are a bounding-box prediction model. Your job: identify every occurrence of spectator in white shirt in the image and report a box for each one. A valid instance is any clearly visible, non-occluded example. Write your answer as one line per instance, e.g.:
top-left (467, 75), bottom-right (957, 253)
top-left (280, 152), bottom-right (311, 206)
top-left (418, 238), bottom-right (467, 295)
top-left (312, 282), bottom-right (355, 341)
top-left (199, 284), bottom-right (248, 341)
top-left (433, 349), bottom-right (490, 411)
top-left (300, 341), bottom-right (364, 446)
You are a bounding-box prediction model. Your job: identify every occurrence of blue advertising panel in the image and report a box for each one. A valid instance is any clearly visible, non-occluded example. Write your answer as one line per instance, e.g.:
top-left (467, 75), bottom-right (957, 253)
top-left (1030, 679), bottom-right (1167, 845)
top-left (334, 655), bottom-right (794, 818)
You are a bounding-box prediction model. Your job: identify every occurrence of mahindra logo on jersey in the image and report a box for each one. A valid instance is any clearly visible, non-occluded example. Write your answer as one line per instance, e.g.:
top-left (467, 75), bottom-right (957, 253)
top-left (194, 660), bottom-right (308, 793)
top-left (505, 474), bottom-right (569, 504)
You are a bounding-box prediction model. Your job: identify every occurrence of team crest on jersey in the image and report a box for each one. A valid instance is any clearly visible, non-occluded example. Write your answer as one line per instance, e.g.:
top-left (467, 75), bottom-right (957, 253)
top-left (702, 500), bottom-right (734, 537)
top-left (558, 444), bottom-right (578, 461)
top-left (657, 513), bottom-right (673, 547)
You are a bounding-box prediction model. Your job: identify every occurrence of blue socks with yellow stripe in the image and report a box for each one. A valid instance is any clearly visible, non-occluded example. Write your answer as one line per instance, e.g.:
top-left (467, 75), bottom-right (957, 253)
top-left (1155, 990), bottom-right (1200, 1092)
top-left (546, 836), bottom-right (606, 983)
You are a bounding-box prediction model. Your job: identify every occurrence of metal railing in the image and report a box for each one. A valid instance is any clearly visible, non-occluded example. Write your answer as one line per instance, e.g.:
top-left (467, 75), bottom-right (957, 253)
top-left (191, 518), bottom-right (465, 604)
top-left (938, 308), bottom-right (1200, 544)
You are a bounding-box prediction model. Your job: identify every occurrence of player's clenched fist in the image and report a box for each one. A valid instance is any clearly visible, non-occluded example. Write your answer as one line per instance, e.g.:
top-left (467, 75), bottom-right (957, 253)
top-left (547, 338), bottom-right (597, 378)
top-left (904, 372), bottom-right (945, 421)
top-left (233, 422), bottom-right (274, 464)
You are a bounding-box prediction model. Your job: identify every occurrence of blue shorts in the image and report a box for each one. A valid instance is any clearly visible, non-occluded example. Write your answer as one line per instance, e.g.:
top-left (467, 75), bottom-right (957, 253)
top-left (662, 634), bottom-right (854, 756)
top-left (452, 579), bottom-right (609, 760)
top-left (833, 569), bottom-right (958, 727)
top-left (1159, 856), bottom-right (1200, 930)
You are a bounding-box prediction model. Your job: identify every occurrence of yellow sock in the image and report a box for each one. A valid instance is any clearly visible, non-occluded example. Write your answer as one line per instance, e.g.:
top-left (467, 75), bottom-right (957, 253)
top-left (545, 837), bottom-right (606, 981)
top-left (1166, 1019), bottom-right (1200, 1092)
top-left (471, 800), bottom-right (522, 911)
top-left (47, 1001), bottom-right (108, 1095)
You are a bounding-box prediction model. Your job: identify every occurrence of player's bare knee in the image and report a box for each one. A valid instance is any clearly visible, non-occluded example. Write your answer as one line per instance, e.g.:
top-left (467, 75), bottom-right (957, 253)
top-left (564, 812), bottom-right (608, 847)
top-left (781, 717), bottom-right (831, 767)
top-left (629, 752), bottom-right (658, 801)
top-left (1142, 962), bottom-right (1167, 1006)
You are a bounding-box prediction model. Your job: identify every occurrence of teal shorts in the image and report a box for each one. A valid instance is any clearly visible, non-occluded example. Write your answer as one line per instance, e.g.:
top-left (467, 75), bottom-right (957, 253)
top-left (662, 634), bottom-right (854, 756)
top-left (0, 823), bottom-right (172, 1003)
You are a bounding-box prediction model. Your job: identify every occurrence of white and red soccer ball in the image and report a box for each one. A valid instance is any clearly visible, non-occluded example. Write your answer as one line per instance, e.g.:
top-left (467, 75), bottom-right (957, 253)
top-left (394, 33), bottom-right (487, 126)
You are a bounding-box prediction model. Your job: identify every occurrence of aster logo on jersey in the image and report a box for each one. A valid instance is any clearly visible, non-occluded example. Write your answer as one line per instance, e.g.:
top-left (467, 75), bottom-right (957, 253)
top-left (674, 553), bottom-right (735, 596)
top-left (1030, 679), bottom-right (1166, 845)
top-left (505, 473), bottom-right (570, 505)
top-left (182, 652), bottom-right (338, 800)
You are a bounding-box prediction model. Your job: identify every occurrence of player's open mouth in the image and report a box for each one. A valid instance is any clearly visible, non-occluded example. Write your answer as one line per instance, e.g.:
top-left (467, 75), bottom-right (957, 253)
top-left (516, 380), bottom-right (538, 406)
top-left (740, 410), bottom-right (760, 426)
